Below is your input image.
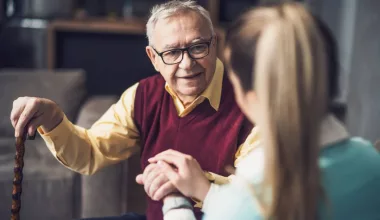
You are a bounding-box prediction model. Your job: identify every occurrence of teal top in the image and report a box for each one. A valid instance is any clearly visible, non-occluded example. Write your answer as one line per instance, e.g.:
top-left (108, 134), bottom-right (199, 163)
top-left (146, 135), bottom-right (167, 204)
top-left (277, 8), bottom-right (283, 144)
top-left (202, 137), bottom-right (380, 220)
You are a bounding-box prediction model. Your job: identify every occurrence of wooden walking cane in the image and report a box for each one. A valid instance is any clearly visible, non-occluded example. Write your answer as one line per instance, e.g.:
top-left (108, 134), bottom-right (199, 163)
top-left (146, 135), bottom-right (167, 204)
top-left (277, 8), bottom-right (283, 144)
top-left (11, 132), bottom-right (35, 220)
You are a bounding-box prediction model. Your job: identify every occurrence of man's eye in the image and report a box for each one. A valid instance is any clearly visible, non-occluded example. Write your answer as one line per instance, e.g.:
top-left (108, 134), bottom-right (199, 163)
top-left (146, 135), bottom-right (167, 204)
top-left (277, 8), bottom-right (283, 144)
top-left (164, 50), bottom-right (181, 57)
top-left (190, 44), bottom-right (207, 54)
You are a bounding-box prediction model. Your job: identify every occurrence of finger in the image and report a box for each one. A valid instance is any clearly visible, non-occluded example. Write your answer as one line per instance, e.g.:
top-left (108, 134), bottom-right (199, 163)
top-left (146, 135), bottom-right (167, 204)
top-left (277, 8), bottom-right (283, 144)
top-left (150, 149), bottom-right (186, 161)
top-left (142, 163), bottom-right (156, 183)
top-left (144, 168), bottom-right (161, 195)
top-left (152, 181), bottom-right (177, 201)
top-left (157, 161), bottom-right (181, 186)
top-left (26, 115), bottom-right (44, 137)
top-left (10, 98), bottom-right (26, 128)
top-left (148, 151), bottom-right (188, 164)
top-left (143, 163), bottom-right (157, 185)
top-left (15, 99), bottom-right (39, 137)
top-left (148, 174), bottom-right (169, 200)
top-left (136, 174), bottom-right (144, 185)
top-left (150, 154), bottom-right (187, 170)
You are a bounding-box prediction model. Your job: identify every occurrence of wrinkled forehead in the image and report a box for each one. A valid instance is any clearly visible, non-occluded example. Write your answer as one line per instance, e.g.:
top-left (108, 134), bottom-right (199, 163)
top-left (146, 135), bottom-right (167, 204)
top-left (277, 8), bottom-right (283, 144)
top-left (152, 11), bottom-right (213, 50)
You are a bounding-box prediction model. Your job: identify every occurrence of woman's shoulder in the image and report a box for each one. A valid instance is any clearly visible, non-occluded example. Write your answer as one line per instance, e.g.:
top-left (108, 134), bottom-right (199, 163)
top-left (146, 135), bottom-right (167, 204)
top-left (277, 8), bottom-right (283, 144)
top-left (320, 136), bottom-right (380, 164)
top-left (319, 137), bottom-right (380, 219)
top-left (235, 136), bottom-right (380, 185)
top-left (340, 136), bottom-right (376, 149)
top-left (319, 136), bottom-right (380, 189)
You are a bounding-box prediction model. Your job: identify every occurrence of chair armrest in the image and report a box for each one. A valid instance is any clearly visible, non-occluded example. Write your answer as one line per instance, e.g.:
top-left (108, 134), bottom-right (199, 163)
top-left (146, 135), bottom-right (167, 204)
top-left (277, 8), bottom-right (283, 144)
top-left (75, 95), bottom-right (127, 218)
top-left (76, 95), bottom-right (118, 129)
top-left (76, 95), bottom-right (146, 217)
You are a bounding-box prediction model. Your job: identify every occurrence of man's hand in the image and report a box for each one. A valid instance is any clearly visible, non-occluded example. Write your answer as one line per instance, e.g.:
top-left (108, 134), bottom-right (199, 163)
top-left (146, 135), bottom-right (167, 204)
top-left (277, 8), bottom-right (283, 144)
top-left (136, 163), bottom-right (178, 201)
top-left (10, 97), bottom-right (64, 137)
top-left (148, 149), bottom-right (211, 202)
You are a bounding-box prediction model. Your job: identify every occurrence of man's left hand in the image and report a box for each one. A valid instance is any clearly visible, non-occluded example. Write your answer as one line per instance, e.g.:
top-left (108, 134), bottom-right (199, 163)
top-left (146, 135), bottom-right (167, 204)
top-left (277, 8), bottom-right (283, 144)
top-left (136, 163), bottom-right (178, 201)
top-left (148, 149), bottom-right (211, 201)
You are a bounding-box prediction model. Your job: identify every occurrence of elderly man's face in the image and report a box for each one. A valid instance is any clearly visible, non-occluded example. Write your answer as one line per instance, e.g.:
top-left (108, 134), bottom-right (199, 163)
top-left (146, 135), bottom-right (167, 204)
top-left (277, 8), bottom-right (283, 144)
top-left (146, 11), bottom-right (217, 100)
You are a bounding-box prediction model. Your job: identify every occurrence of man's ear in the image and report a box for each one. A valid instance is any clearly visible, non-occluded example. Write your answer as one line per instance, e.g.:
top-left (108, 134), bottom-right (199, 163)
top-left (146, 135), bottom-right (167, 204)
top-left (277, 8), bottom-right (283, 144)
top-left (213, 34), bottom-right (218, 46)
top-left (146, 46), bottom-right (160, 72)
top-left (246, 90), bottom-right (257, 103)
top-left (212, 34), bottom-right (219, 58)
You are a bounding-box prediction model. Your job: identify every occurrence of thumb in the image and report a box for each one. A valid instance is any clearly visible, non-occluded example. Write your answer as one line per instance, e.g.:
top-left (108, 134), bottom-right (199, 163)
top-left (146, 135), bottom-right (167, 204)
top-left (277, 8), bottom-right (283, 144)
top-left (157, 160), bottom-right (179, 184)
top-left (136, 174), bottom-right (144, 185)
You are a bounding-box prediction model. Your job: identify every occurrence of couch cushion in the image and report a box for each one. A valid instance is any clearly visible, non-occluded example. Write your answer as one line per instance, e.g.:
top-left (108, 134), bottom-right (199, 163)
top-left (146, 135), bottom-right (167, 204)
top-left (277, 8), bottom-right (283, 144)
top-left (0, 69), bottom-right (87, 136)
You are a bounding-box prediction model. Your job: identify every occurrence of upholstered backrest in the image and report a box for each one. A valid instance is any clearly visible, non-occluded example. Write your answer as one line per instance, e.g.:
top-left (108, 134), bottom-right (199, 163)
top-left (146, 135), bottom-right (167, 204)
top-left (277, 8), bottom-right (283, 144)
top-left (0, 69), bottom-right (87, 136)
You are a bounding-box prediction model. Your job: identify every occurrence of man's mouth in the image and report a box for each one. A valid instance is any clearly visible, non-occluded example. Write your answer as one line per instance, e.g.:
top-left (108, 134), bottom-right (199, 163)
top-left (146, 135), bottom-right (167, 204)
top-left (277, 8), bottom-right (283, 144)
top-left (178, 72), bottom-right (202, 79)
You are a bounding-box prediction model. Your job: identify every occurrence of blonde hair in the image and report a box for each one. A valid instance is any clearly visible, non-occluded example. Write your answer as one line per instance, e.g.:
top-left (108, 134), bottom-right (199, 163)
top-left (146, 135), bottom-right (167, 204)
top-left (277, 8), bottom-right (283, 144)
top-left (226, 3), bottom-right (329, 220)
top-left (146, 0), bottom-right (215, 45)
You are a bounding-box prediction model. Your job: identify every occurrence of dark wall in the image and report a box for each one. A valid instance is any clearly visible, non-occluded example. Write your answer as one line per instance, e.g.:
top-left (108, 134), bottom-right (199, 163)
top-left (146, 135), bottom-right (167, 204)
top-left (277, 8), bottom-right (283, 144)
top-left (55, 31), bottom-right (156, 96)
top-left (345, 0), bottom-right (380, 142)
top-left (0, 19), bottom-right (49, 69)
top-left (315, 0), bottom-right (380, 142)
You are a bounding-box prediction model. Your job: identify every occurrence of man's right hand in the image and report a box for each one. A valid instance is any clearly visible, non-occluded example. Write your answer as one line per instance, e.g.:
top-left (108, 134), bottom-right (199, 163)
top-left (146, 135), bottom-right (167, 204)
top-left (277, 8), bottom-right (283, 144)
top-left (136, 163), bottom-right (178, 201)
top-left (10, 97), bottom-right (64, 137)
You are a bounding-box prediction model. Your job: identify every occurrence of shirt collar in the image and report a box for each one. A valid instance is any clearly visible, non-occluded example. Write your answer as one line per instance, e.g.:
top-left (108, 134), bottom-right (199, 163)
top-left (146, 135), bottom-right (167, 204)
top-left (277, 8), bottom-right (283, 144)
top-left (164, 58), bottom-right (224, 111)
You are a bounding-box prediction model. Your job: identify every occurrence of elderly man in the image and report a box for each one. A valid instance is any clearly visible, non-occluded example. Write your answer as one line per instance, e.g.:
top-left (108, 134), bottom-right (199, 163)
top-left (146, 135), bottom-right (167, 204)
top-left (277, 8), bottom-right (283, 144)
top-left (10, 1), bottom-right (258, 220)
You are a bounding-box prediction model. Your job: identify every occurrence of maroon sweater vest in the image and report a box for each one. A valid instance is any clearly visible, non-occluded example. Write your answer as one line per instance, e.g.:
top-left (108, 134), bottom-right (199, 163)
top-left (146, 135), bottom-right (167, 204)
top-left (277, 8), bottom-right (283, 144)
top-left (134, 73), bottom-right (253, 220)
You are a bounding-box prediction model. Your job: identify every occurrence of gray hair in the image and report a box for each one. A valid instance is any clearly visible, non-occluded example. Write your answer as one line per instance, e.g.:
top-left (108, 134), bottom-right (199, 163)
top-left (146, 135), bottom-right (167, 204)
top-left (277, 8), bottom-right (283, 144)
top-left (146, 0), bottom-right (215, 46)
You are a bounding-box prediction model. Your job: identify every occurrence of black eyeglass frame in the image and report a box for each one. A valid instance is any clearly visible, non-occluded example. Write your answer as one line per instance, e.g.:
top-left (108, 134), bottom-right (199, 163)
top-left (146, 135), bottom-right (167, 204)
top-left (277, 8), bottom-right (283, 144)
top-left (152, 36), bottom-right (214, 65)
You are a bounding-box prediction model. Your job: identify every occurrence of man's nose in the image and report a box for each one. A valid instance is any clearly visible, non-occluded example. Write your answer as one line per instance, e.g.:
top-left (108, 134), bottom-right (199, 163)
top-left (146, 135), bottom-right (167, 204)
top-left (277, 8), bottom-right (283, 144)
top-left (178, 51), bottom-right (194, 70)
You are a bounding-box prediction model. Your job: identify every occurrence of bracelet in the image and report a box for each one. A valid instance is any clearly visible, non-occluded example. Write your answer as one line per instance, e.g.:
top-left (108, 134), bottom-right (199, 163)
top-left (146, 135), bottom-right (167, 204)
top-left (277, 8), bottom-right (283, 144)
top-left (162, 195), bottom-right (193, 215)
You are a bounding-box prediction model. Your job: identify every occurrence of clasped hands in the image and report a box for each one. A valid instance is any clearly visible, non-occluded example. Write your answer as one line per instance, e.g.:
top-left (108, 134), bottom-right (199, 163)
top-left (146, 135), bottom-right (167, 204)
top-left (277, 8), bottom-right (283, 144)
top-left (135, 149), bottom-right (211, 203)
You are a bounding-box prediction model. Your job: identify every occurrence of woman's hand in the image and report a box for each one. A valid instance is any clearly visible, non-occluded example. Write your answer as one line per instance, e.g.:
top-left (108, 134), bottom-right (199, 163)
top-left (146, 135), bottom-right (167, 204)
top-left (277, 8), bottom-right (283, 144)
top-left (148, 149), bottom-right (211, 201)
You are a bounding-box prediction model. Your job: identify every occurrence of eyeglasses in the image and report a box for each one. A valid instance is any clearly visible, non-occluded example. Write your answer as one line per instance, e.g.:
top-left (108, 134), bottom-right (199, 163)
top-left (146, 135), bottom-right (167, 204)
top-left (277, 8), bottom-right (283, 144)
top-left (152, 37), bottom-right (213, 65)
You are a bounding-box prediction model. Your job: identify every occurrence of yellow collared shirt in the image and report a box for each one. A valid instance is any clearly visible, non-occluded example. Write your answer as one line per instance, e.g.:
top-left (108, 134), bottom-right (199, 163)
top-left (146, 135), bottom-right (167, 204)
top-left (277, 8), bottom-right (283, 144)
top-left (38, 58), bottom-right (260, 184)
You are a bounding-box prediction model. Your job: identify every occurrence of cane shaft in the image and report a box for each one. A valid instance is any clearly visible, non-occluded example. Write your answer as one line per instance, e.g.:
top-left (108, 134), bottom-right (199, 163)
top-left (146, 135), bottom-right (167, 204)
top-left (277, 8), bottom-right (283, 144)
top-left (11, 136), bottom-right (25, 220)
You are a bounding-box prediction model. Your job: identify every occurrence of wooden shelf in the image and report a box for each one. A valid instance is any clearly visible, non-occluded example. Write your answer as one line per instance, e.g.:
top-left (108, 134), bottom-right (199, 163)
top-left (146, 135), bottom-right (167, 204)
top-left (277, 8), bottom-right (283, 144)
top-left (48, 18), bottom-right (147, 35)
top-left (47, 18), bottom-right (148, 69)
top-left (47, 17), bottom-right (226, 69)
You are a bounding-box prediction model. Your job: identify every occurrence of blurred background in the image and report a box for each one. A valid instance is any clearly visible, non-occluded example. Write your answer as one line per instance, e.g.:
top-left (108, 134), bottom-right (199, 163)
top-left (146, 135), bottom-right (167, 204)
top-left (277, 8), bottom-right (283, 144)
top-left (0, 0), bottom-right (379, 219)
